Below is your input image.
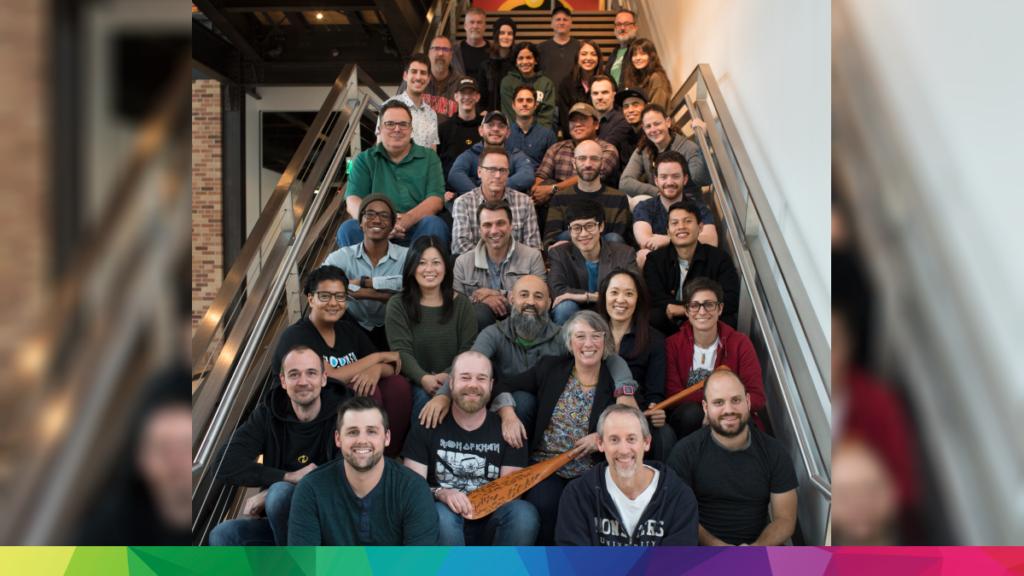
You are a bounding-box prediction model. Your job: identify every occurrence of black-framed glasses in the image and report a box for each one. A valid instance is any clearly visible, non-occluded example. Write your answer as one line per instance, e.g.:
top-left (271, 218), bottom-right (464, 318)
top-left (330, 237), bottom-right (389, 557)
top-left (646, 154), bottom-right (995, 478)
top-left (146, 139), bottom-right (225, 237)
top-left (382, 121), bottom-right (411, 131)
top-left (479, 166), bottom-right (510, 176)
top-left (316, 291), bottom-right (347, 303)
top-left (686, 300), bottom-right (720, 313)
top-left (569, 222), bottom-right (600, 234)
top-left (613, 22), bottom-right (636, 29)
top-left (362, 210), bottom-right (392, 223)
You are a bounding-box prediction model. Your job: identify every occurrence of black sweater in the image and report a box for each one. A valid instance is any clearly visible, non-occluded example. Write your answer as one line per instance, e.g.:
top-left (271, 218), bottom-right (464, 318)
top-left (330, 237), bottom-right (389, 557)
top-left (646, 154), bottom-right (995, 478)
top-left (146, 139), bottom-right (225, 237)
top-left (438, 114), bottom-right (483, 187)
top-left (556, 461), bottom-right (699, 546)
top-left (211, 381), bottom-right (351, 490)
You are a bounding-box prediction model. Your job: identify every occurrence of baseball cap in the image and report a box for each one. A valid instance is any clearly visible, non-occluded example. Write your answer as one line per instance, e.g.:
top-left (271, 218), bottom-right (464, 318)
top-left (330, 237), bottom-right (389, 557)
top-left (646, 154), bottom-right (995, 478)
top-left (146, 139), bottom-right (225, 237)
top-left (483, 110), bottom-right (509, 125)
top-left (552, 5), bottom-right (571, 18)
top-left (456, 77), bottom-right (479, 93)
top-left (567, 102), bottom-right (597, 119)
top-left (614, 86), bottom-right (649, 108)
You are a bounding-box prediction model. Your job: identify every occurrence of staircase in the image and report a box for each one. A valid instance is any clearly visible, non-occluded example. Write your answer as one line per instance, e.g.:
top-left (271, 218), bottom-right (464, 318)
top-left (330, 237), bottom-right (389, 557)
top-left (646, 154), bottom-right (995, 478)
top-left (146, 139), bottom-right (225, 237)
top-left (455, 11), bottom-right (620, 60)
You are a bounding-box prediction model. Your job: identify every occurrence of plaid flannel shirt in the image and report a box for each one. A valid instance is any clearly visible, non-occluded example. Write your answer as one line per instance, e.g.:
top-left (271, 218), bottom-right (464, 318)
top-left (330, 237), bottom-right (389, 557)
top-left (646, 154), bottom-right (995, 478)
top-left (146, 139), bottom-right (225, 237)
top-left (534, 138), bottom-right (620, 185)
top-left (450, 186), bottom-right (542, 255)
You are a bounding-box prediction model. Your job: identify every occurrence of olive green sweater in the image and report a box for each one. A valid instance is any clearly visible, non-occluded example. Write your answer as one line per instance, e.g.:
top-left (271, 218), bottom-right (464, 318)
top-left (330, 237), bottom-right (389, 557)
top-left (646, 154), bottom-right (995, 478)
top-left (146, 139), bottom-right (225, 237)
top-left (385, 294), bottom-right (478, 384)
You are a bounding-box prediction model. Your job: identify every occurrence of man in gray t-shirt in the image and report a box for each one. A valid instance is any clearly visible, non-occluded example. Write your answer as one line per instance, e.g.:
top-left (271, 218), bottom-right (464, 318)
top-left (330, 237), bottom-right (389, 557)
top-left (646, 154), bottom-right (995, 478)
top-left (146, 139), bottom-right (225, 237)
top-left (538, 6), bottom-right (580, 99)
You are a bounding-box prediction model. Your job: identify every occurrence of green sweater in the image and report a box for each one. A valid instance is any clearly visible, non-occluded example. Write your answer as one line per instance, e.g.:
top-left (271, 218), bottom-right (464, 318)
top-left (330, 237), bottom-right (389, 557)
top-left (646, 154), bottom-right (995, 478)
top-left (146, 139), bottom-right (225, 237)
top-left (500, 69), bottom-right (556, 132)
top-left (288, 457), bottom-right (438, 545)
top-left (385, 294), bottom-right (478, 384)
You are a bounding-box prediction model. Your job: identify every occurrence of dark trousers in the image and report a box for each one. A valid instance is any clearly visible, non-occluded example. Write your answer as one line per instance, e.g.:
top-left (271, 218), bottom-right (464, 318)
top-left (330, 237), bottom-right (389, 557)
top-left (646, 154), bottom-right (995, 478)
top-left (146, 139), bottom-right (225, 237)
top-left (523, 472), bottom-right (573, 546)
top-left (472, 301), bottom-right (507, 334)
top-left (666, 401), bottom-right (706, 442)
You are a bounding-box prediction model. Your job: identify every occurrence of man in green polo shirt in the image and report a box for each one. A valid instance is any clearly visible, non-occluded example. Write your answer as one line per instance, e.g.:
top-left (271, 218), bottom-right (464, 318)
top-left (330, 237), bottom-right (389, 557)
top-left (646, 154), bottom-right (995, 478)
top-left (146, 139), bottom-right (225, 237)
top-left (337, 100), bottom-right (450, 248)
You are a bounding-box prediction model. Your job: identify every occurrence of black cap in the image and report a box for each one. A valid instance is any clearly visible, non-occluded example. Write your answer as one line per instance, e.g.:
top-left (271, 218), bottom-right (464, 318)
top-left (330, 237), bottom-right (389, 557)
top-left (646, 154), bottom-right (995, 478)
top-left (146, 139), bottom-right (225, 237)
top-left (552, 5), bottom-right (571, 17)
top-left (615, 86), bottom-right (649, 108)
top-left (483, 110), bottom-right (508, 125)
top-left (493, 15), bottom-right (517, 37)
top-left (456, 77), bottom-right (479, 93)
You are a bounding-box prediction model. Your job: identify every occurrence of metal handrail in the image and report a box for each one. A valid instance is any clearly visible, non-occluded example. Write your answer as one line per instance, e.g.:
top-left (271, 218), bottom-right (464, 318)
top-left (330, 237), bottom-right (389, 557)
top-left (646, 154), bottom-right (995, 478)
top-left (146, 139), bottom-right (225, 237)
top-left (412, 0), bottom-right (459, 55)
top-left (191, 94), bottom-right (371, 477)
top-left (676, 65), bottom-right (831, 392)
top-left (688, 101), bottom-right (832, 501)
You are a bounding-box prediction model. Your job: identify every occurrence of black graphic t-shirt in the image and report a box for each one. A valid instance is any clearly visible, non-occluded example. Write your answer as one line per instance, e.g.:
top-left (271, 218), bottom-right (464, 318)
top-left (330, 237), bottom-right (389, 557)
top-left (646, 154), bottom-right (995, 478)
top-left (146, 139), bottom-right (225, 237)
top-left (271, 316), bottom-right (378, 378)
top-left (402, 411), bottom-right (527, 493)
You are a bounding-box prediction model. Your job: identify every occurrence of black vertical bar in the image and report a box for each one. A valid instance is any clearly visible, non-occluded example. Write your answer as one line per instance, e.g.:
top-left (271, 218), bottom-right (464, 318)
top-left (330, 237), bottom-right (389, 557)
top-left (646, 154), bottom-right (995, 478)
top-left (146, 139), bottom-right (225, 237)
top-left (222, 83), bottom-right (246, 273)
top-left (52, 0), bottom-right (80, 275)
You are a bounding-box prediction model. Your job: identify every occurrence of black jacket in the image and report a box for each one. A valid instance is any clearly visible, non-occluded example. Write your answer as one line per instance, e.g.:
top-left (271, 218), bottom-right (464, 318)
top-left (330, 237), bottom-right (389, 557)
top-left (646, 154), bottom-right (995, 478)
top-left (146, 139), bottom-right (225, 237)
top-left (556, 461), bottom-right (699, 546)
top-left (493, 355), bottom-right (615, 464)
top-left (212, 381), bottom-right (351, 490)
top-left (643, 241), bottom-right (740, 333)
top-left (548, 240), bottom-right (639, 302)
top-left (478, 57), bottom-right (515, 113)
top-left (438, 114), bottom-right (483, 187)
top-left (557, 74), bottom-right (590, 138)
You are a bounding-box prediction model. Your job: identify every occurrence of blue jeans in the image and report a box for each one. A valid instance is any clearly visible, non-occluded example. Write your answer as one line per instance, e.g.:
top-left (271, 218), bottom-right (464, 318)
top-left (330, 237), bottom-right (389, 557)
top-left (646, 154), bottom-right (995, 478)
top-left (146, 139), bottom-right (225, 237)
top-left (551, 300), bottom-right (581, 325)
top-left (554, 230), bottom-right (627, 244)
top-left (435, 499), bottom-right (539, 546)
top-left (336, 215), bottom-right (451, 249)
top-left (208, 481), bottom-right (295, 546)
top-left (410, 379), bottom-right (431, 428)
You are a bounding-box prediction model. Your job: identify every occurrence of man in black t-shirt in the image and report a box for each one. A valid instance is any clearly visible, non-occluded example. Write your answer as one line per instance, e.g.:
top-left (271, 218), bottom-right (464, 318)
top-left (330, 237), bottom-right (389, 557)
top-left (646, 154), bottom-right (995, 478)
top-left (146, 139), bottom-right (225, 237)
top-left (667, 369), bottom-right (799, 546)
top-left (402, 350), bottom-right (540, 545)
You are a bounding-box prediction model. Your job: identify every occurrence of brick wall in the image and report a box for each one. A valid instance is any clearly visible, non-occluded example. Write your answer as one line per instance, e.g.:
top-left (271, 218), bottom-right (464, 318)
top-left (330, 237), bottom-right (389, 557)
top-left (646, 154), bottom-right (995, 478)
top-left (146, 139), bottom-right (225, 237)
top-left (192, 79), bottom-right (223, 331)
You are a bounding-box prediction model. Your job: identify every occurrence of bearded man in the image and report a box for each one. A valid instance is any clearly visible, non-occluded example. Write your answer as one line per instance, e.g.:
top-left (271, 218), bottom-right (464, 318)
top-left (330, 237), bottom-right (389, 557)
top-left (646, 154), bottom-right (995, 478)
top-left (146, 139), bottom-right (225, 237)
top-left (403, 351), bottom-right (539, 545)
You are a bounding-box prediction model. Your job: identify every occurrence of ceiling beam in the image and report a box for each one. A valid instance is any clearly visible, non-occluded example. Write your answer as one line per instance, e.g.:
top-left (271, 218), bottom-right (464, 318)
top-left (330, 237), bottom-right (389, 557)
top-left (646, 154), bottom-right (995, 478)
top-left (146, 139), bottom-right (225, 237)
top-left (193, 0), bottom-right (264, 62)
top-left (373, 0), bottom-right (423, 56)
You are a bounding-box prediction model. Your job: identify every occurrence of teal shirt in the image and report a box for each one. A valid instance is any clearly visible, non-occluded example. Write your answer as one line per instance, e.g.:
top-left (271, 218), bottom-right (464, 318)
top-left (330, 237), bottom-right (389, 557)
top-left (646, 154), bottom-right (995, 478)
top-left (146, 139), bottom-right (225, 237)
top-left (344, 142), bottom-right (446, 214)
top-left (586, 260), bottom-right (600, 292)
top-left (288, 457), bottom-right (439, 546)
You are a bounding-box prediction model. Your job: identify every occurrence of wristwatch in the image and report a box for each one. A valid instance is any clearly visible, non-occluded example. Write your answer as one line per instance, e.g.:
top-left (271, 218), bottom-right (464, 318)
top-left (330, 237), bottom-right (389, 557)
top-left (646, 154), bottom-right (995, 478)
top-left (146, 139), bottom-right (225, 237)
top-left (614, 385), bottom-right (636, 398)
top-left (551, 184), bottom-right (558, 195)
top-left (431, 486), bottom-right (444, 498)
top-left (361, 276), bottom-right (371, 289)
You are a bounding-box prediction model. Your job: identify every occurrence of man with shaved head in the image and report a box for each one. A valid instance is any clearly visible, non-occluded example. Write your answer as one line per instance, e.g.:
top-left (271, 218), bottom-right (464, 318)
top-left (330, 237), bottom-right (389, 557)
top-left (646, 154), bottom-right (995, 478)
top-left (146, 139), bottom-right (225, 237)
top-left (667, 369), bottom-right (799, 546)
top-left (403, 351), bottom-right (539, 545)
top-left (420, 275), bottom-right (638, 443)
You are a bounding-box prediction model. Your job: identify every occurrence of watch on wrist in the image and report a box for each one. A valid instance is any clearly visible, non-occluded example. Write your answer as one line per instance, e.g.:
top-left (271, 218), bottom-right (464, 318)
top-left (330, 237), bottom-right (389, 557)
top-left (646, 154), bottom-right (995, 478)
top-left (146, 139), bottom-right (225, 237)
top-left (551, 184), bottom-right (558, 195)
top-left (361, 276), bottom-right (371, 289)
top-left (431, 486), bottom-right (443, 498)
top-left (614, 385), bottom-right (635, 398)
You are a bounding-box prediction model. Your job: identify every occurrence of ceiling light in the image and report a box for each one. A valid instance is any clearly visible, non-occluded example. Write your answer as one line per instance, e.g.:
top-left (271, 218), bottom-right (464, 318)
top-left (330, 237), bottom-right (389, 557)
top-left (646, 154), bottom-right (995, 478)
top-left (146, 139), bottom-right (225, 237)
top-left (316, 12), bottom-right (323, 19)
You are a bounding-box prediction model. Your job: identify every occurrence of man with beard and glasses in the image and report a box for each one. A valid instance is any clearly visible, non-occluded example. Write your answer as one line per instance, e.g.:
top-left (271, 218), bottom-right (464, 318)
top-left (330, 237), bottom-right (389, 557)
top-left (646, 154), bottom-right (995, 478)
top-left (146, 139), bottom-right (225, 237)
top-left (453, 200), bottom-right (546, 332)
top-left (419, 275), bottom-right (637, 434)
top-left (556, 404), bottom-right (698, 546)
top-left (667, 369), bottom-right (799, 546)
top-left (288, 396), bottom-right (439, 545)
top-left (403, 351), bottom-right (540, 545)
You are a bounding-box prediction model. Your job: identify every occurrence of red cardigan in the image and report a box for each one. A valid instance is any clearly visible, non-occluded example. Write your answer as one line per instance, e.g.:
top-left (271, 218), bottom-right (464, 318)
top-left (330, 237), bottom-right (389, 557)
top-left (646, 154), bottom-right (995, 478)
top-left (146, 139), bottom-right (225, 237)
top-left (665, 321), bottom-right (766, 431)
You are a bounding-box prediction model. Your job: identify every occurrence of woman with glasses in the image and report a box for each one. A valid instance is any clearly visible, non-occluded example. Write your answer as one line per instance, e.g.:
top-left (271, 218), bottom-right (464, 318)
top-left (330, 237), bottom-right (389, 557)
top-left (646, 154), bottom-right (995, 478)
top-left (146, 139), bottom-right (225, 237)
top-left (556, 39), bottom-right (604, 138)
top-left (621, 38), bottom-right (672, 110)
top-left (492, 309), bottom-right (637, 545)
top-left (596, 268), bottom-right (676, 463)
top-left (664, 277), bottom-right (765, 441)
top-left (386, 236), bottom-right (478, 426)
top-left (499, 42), bottom-right (556, 131)
top-left (271, 265), bottom-right (413, 457)
top-left (478, 16), bottom-right (517, 113)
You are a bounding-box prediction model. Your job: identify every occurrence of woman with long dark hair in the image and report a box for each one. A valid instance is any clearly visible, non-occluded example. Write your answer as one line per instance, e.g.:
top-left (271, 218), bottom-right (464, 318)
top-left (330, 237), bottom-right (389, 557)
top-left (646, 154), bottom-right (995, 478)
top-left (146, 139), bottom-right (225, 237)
top-left (499, 41), bottom-right (556, 131)
top-left (621, 38), bottom-right (672, 109)
top-left (386, 236), bottom-right (478, 424)
top-left (595, 267), bottom-right (674, 462)
top-left (557, 39), bottom-right (604, 137)
top-left (478, 16), bottom-right (517, 112)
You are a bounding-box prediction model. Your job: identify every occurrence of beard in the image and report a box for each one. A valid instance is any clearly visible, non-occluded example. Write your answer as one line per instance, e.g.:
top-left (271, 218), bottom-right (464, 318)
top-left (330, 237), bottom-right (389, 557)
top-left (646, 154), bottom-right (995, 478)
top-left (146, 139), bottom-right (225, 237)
top-left (453, 387), bottom-right (491, 413)
top-left (708, 411), bottom-right (750, 438)
top-left (577, 166), bottom-right (599, 182)
top-left (511, 303), bottom-right (549, 340)
top-left (611, 456), bottom-right (640, 479)
top-left (343, 445), bottom-right (383, 473)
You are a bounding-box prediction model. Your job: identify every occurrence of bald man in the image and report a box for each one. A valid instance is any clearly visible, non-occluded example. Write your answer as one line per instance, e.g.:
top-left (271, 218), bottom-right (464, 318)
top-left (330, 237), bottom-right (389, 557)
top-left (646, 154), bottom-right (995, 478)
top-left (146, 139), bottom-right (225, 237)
top-left (420, 275), bottom-right (638, 439)
top-left (543, 139), bottom-right (632, 249)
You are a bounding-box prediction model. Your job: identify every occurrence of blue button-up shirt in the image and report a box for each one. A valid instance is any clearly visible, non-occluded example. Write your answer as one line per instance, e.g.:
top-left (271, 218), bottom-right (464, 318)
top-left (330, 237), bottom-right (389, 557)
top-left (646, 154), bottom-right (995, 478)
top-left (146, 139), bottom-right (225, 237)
top-left (322, 241), bottom-right (409, 330)
top-left (507, 119), bottom-right (557, 167)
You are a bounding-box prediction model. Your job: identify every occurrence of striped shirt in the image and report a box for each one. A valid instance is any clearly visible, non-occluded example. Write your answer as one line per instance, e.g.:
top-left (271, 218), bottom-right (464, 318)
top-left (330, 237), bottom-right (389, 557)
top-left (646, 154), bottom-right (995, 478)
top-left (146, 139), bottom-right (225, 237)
top-left (451, 186), bottom-right (542, 255)
top-left (543, 185), bottom-right (633, 249)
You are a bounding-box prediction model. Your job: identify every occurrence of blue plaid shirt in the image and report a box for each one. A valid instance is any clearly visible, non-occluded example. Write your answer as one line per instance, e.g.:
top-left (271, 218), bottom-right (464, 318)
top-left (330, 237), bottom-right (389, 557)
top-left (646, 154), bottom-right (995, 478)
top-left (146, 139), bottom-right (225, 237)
top-left (507, 119), bottom-right (557, 167)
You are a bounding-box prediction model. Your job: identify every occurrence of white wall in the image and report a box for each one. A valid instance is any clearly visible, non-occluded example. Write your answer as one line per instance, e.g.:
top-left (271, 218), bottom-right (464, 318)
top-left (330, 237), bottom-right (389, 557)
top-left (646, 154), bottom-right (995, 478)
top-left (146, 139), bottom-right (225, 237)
top-left (640, 0), bottom-right (831, 341)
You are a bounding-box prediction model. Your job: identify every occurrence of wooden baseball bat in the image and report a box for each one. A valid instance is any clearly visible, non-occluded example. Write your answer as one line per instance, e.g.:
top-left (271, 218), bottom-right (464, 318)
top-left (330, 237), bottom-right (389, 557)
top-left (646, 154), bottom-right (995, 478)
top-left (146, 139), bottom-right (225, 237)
top-left (467, 367), bottom-right (732, 518)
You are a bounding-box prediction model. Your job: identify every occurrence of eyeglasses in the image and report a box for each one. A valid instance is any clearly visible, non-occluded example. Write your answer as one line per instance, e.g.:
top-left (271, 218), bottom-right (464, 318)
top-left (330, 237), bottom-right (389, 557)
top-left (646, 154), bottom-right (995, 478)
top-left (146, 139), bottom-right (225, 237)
top-left (430, 46), bottom-right (452, 53)
top-left (574, 155), bottom-right (602, 163)
top-left (479, 166), bottom-right (509, 176)
top-left (362, 210), bottom-right (392, 223)
top-left (686, 300), bottom-right (721, 313)
top-left (382, 121), bottom-right (411, 131)
top-left (569, 222), bottom-right (600, 234)
top-left (316, 291), bottom-right (347, 303)
top-left (613, 22), bottom-right (636, 29)
top-left (573, 332), bottom-right (606, 344)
